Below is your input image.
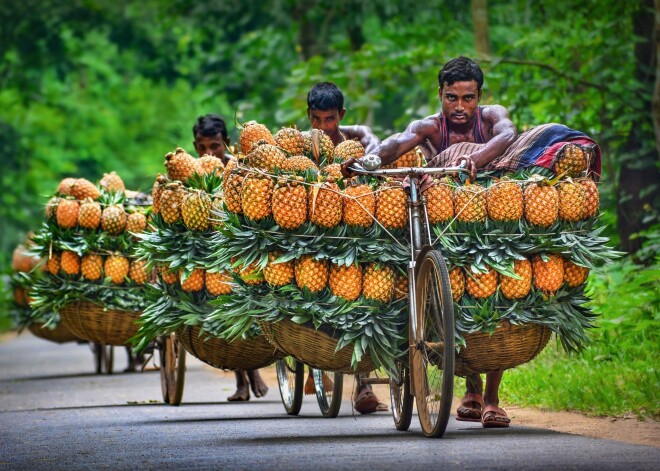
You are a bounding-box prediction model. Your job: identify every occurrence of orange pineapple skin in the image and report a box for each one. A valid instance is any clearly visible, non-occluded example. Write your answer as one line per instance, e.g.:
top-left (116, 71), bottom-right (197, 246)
top-left (206, 270), bottom-right (233, 296)
top-left (104, 255), bottom-right (130, 285)
top-left (61, 251), bottom-right (81, 276)
top-left (524, 183), bottom-right (559, 227)
top-left (500, 258), bottom-right (532, 300)
top-left (328, 263), bottom-right (363, 301)
top-left (449, 267), bottom-right (465, 302)
top-left (294, 255), bottom-right (328, 293)
top-left (81, 254), bottom-right (104, 281)
top-left (564, 259), bottom-right (589, 287)
top-left (466, 266), bottom-right (498, 299)
top-left (362, 263), bottom-right (395, 303)
top-left (272, 181), bottom-right (308, 230)
top-left (532, 254), bottom-right (564, 294)
top-left (180, 268), bottom-right (205, 292)
top-left (56, 199), bottom-right (80, 229)
top-left (343, 183), bottom-right (375, 227)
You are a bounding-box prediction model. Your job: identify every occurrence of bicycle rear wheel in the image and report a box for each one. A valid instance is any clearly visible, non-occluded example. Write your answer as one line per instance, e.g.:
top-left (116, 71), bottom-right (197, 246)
top-left (389, 359), bottom-right (413, 431)
top-left (159, 333), bottom-right (186, 405)
top-left (312, 369), bottom-right (343, 418)
top-left (410, 247), bottom-right (455, 438)
top-left (276, 356), bottom-right (304, 415)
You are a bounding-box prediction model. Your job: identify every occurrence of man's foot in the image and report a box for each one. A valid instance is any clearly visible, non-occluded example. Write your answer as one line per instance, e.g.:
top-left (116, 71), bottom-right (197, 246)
top-left (354, 387), bottom-right (380, 414)
top-left (481, 405), bottom-right (510, 428)
top-left (247, 370), bottom-right (269, 398)
top-left (227, 386), bottom-right (250, 402)
top-left (456, 392), bottom-right (483, 422)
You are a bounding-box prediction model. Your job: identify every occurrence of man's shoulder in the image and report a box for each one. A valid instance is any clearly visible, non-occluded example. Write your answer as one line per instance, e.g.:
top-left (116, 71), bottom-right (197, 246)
top-left (480, 104), bottom-right (511, 120)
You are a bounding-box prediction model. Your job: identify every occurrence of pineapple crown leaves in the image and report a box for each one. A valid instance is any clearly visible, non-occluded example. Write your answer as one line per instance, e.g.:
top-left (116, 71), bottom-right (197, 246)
top-left (185, 171), bottom-right (224, 194)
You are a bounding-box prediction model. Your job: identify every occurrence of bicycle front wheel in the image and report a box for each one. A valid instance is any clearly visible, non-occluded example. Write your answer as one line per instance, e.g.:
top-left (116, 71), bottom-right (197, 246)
top-left (389, 359), bottom-right (413, 431)
top-left (410, 248), bottom-right (455, 438)
top-left (159, 333), bottom-right (186, 405)
top-left (312, 369), bottom-right (343, 418)
top-left (276, 357), bottom-right (304, 415)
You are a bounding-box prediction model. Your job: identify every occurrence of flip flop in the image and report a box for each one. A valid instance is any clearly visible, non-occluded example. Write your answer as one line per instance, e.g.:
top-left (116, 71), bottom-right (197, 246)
top-left (481, 405), bottom-right (510, 428)
top-left (456, 392), bottom-right (483, 422)
top-left (375, 402), bottom-right (389, 412)
top-left (354, 389), bottom-right (380, 414)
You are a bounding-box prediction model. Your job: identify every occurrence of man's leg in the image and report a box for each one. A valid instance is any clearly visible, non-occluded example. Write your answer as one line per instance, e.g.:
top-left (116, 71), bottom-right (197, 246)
top-left (353, 373), bottom-right (388, 414)
top-left (456, 373), bottom-right (483, 421)
top-left (227, 370), bottom-right (250, 401)
top-left (246, 369), bottom-right (269, 398)
top-left (481, 370), bottom-right (510, 427)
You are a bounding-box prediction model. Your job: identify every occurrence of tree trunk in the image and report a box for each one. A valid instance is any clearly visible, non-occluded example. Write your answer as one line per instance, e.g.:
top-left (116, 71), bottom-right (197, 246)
top-left (471, 0), bottom-right (491, 58)
top-left (617, 0), bottom-right (659, 254)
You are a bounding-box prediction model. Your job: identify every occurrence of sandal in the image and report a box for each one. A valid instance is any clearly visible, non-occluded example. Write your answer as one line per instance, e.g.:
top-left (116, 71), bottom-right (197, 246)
top-left (354, 389), bottom-right (380, 414)
top-left (456, 392), bottom-right (483, 422)
top-left (481, 405), bottom-right (510, 428)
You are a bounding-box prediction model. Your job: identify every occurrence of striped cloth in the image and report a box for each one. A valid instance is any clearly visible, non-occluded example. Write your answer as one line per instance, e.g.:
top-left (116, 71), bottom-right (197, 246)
top-left (428, 123), bottom-right (602, 180)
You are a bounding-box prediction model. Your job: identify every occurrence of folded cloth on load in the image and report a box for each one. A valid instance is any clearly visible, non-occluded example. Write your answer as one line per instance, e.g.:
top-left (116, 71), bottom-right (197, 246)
top-left (428, 123), bottom-right (601, 180)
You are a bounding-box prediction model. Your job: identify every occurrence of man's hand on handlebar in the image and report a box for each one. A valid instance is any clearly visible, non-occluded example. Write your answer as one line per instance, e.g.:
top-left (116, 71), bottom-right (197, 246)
top-left (340, 157), bottom-right (360, 178)
top-left (450, 155), bottom-right (477, 181)
top-left (341, 154), bottom-right (381, 178)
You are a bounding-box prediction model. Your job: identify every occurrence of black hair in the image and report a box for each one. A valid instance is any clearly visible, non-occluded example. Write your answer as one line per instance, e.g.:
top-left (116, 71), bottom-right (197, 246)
top-left (307, 82), bottom-right (344, 111)
top-left (193, 113), bottom-right (228, 139)
top-left (438, 56), bottom-right (484, 91)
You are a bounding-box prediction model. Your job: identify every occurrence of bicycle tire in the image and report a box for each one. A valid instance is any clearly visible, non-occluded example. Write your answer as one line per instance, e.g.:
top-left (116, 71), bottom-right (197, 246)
top-left (276, 357), bottom-right (304, 415)
top-left (159, 333), bottom-right (186, 405)
top-left (389, 359), bottom-right (413, 431)
top-left (313, 369), bottom-right (343, 418)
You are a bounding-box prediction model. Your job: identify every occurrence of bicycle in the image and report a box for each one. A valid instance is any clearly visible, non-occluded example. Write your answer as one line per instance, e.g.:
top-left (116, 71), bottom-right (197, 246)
top-left (348, 156), bottom-right (467, 438)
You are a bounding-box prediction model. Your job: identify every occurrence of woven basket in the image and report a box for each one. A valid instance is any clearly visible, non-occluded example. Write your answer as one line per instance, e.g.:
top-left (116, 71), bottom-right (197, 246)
top-left (177, 325), bottom-right (285, 371)
top-left (262, 319), bottom-right (376, 374)
top-left (454, 322), bottom-right (552, 376)
top-left (28, 322), bottom-right (80, 344)
top-left (59, 301), bottom-right (141, 346)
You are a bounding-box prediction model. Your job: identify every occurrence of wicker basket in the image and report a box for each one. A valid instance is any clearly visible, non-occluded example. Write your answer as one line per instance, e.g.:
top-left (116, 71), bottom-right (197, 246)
top-left (262, 319), bottom-right (376, 374)
top-left (59, 301), bottom-right (141, 346)
top-left (454, 321), bottom-right (552, 376)
top-left (28, 322), bottom-right (80, 344)
top-left (177, 325), bottom-right (285, 371)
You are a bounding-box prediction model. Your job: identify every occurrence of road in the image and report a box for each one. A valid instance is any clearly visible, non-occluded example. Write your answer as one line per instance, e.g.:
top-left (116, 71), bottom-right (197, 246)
top-left (1, 331), bottom-right (658, 470)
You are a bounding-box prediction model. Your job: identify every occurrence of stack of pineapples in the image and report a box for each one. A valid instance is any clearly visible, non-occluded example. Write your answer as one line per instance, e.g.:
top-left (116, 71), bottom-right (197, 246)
top-left (27, 172), bottom-right (152, 326)
top-left (8, 240), bottom-right (40, 328)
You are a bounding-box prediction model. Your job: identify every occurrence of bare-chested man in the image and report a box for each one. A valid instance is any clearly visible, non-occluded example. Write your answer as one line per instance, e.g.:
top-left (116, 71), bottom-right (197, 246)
top-left (192, 113), bottom-right (269, 401)
top-left (342, 56), bottom-right (518, 427)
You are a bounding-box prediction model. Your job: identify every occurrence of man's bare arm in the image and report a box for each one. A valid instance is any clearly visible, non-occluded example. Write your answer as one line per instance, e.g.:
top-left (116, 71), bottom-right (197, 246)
top-left (339, 125), bottom-right (381, 153)
top-left (463, 105), bottom-right (517, 168)
top-left (369, 118), bottom-right (438, 166)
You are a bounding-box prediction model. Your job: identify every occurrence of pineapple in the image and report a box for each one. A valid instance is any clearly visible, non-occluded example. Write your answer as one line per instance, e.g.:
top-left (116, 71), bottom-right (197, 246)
top-left (57, 178), bottom-right (76, 196)
top-left (321, 163), bottom-right (343, 179)
top-left (223, 170), bottom-right (245, 214)
top-left (81, 254), bottom-right (103, 281)
top-left (294, 255), bottom-right (328, 293)
top-left (99, 171), bottom-right (125, 193)
top-left (241, 173), bottom-right (274, 221)
top-left (275, 127), bottom-right (306, 155)
top-left (304, 129), bottom-right (334, 164)
top-left (500, 258), bottom-right (532, 300)
top-left (247, 140), bottom-right (287, 171)
top-left (309, 179), bottom-right (343, 228)
top-left (61, 251), bottom-right (81, 276)
top-left (165, 147), bottom-right (197, 182)
top-left (194, 155), bottom-right (224, 176)
top-left (105, 254), bottom-right (130, 284)
top-left (180, 268), bottom-right (205, 292)
top-left (182, 190), bottom-right (212, 231)
top-left (206, 270), bottom-right (233, 296)
top-left (328, 263), bottom-right (363, 301)
top-left (425, 178), bottom-right (454, 225)
top-left (362, 263), bottom-right (395, 303)
top-left (333, 139), bottom-right (365, 162)
top-left (159, 265), bottom-right (178, 285)
top-left (210, 195), bottom-right (224, 229)
top-left (487, 178), bottom-right (524, 222)
top-left (532, 254), bottom-right (564, 294)
top-left (564, 259), bottom-right (589, 287)
top-left (129, 259), bottom-right (150, 285)
top-left (159, 182), bottom-right (186, 224)
top-left (56, 199), bottom-right (80, 229)
top-left (580, 179), bottom-right (599, 219)
top-left (454, 181), bottom-right (487, 223)
top-left (77, 199), bottom-right (102, 230)
top-left (272, 178), bottom-right (308, 230)
top-left (375, 180), bottom-right (408, 229)
top-left (394, 273), bottom-right (409, 299)
top-left (524, 180), bottom-right (559, 227)
top-left (151, 174), bottom-right (169, 216)
top-left (449, 267), bottom-right (465, 302)
top-left (45, 196), bottom-right (61, 221)
top-left (223, 156), bottom-right (239, 182)
top-left (235, 259), bottom-right (263, 285)
top-left (395, 148), bottom-right (422, 168)
top-left (466, 266), bottom-right (498, 298)
top-left (281, 156), bottom-right (319, 173)
top-left (343, 179), bottom-right (376, 227)
top-left (239, 121), bottom-right (275, 154)
top-left (554, 143), bottom-right (587, 177)
top-left (70, 178), bottom-right (101, 200)
top-left (101, 205), bottom-right (127, 235)
top-left (46, 253), bottom-right (61, 276)
top-left (126, 212), bottom-right (147, 234)
top-left (558, 180), bottom-right (586, 222)
top-left (263, 252), bottom-right (295, 287)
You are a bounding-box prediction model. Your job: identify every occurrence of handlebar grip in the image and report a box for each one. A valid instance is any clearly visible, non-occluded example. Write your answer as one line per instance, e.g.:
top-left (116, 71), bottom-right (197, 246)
top-left (360, 154), bottom-right (382, 171)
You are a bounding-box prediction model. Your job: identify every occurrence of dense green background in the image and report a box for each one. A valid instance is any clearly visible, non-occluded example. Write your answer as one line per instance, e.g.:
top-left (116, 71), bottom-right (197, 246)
top-left (1, 0), bottom-right (658, 417)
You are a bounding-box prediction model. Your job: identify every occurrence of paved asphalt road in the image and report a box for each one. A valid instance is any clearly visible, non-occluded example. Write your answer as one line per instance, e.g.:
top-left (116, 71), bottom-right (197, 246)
top-left (1, 331), bottom-right (658, 470)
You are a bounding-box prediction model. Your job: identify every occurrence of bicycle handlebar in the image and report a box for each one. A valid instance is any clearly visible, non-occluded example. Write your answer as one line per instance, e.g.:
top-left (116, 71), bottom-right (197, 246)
top-left (348, 159), bottom-right (468, 178)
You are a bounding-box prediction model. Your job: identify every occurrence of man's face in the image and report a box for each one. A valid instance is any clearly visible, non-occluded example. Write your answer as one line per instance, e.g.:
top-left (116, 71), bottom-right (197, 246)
top-left (307, 108), bottom-right (346, 136)
top-left (439, 80), bottom-right (481, 126)
top-left (193, 134), bottom-right (226, 159)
